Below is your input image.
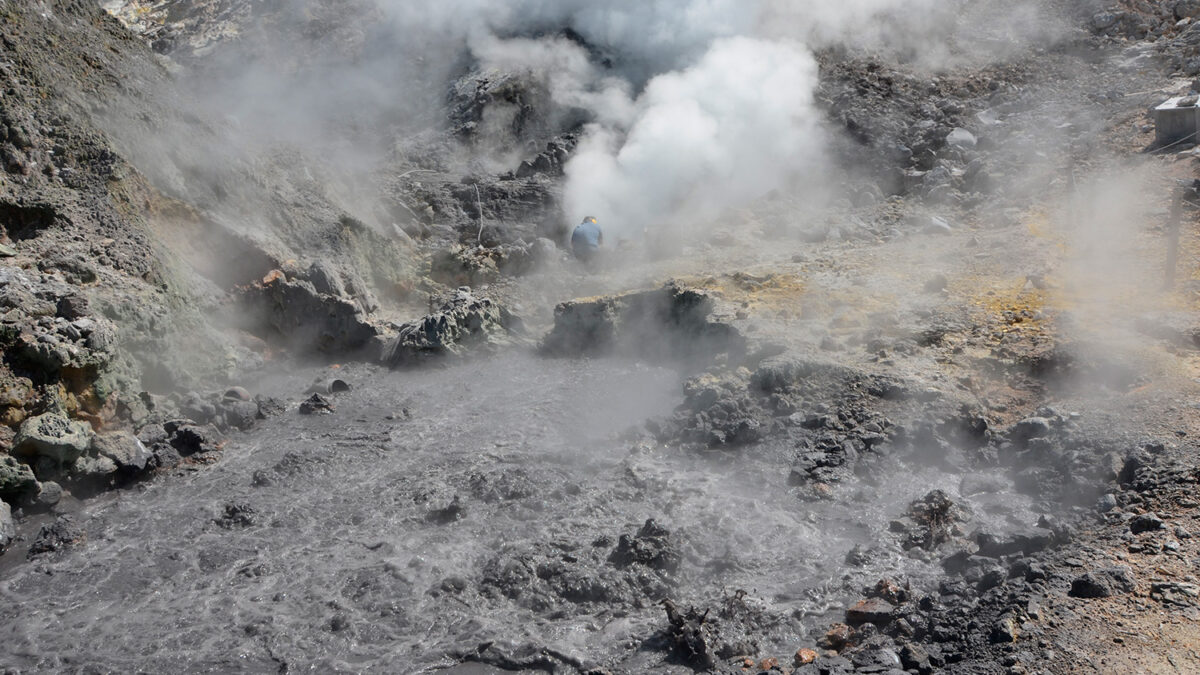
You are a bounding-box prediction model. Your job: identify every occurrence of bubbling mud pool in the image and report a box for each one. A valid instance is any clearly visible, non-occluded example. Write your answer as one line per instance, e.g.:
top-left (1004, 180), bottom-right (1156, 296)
top-left (0, 352), bottom-right (1036, 673)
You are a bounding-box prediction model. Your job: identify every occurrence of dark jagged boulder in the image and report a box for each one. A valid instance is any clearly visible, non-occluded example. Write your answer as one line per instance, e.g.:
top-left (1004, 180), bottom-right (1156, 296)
top-left (162, 420), bottom-right (222, 456)
top-left (661, 599), bottom-right (719, 670)
top-left (382, 289), bottom-right (519, 367)
top-left (608, 519), bottom-right (681, 574)
top-left (27, 514), bottom-right (85, 559)
top-left (894, 490), bottom-right (970, 551)
top-left (1069, 566), bottom-right (1136, 598)
top-left (1130, 512), bottom-right (1166, 534)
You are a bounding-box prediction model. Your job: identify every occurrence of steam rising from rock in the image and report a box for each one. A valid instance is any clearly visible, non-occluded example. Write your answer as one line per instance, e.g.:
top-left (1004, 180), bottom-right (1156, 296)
top-left (109, 0), bottom-right (1066, 242)
top-left (371, 0), bottom-right (1061, 236)
top-left (561, 37), bottom-right (823, 237)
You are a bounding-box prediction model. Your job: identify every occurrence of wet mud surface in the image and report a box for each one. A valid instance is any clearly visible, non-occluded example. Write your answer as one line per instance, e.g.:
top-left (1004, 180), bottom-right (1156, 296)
top-left (0, 351), bottom-right (1042, 673)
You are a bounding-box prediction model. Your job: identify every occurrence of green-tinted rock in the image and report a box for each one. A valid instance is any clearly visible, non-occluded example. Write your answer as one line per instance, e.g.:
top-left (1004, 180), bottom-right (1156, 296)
top-left (13, 412), bottom-right (93, 464)
top-left (0, 454), bottom-right (37, 498)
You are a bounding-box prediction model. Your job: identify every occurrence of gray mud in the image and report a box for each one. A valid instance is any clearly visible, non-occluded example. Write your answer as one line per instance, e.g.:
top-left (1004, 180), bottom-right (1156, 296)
top-left (0, 351), bottom-right (1036, 672)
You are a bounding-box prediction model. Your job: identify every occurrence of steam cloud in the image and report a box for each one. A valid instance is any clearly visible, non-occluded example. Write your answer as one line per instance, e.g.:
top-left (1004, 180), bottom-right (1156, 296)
top-left (119, 0), bottom-right (1066, 243)
top-left (372, 0), bottom-right (1063, 238)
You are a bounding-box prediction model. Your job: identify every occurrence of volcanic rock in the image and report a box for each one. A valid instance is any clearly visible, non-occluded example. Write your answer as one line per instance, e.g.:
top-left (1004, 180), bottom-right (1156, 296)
top-left (35, 481), bottom-right (62, 507)
top-left (608, 519), bottom-right (681, 573)
top-left (239, 272), bottom-right (378, 354)
top-left (1129, 512), bottom-right (1165, 534)
top-left (846, 597), bottom-right (895, 626)
top-left (0, 500), bottom-right (13, 552)
top-left (299, 393), bottom-right (335, 415)
top-left (12, 411), bottom-right (93, 464)
top-left (945, 127), bottom-right (977, 149)
top-left (163, 420), bottom-right (222, 455)
top-left (27, 514), bottom-right (85, 558)
top-left (90, 431), bottom-right (152, 472)
top-left (1069, 566), bottom-right (1136, 598)
top-left (0, 454), bottom-right (38, 499)
top-left (1151, 581), bottom-right (1200, 605)
top-left (540, 282), bottom-right (744, 364)
top-left (383, 288), bottom-right (519, 367)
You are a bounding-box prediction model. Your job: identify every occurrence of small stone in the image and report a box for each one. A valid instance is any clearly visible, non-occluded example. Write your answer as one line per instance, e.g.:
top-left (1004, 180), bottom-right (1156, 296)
top-left (27, 514), bottom-right (85, 558)
top-left (946, 127), bottom-right (978, 149)
top-left (990, 615), bottom-right (1019, 643)
top-left (846, 597), bottom-right (894, 626)
top-left (1070, 566), bottom-right (1136, 598)
top-left (0, 243), bottom-right (17, 257)
top-left (215, 501), bottom-right (257, 528)
top-left (1011, 417), bottom-right (1051, 442)
top-left (36, 480), bottom-right (63, 506)
top-left (1096, 493), bottom-right (1119, 512)
top-left (795, 648), bottom-right (818, 665)
top-left (819, 623), bottom-right (853, 650)
top-left (299, 393), bottom-right (335, 415)
top-left (306, 379), bottom-right (350, 395)
top-left (72, 453), bottom-right (118, 479)
top-left (1130, 512), bottom-right (1165, 534)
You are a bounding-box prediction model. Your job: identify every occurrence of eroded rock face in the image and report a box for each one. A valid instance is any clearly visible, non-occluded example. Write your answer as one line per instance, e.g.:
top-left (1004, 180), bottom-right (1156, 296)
top-left (539, 282), bottom-right (745, 365)
top-left (90, 431), bottom-right (153, 472)
top-left (12, 411), bottom-right (93, 465)
top-left (382, 289), bottom-right (519, 367)
top-left (0, 454), bottom-right (37, 500)
top-left (237, 270), bottom-right (378, 355)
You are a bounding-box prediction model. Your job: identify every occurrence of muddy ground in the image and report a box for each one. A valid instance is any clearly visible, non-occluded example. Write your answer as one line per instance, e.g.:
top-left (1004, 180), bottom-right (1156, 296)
top-left (2, 0), bottom-right (1200, 673)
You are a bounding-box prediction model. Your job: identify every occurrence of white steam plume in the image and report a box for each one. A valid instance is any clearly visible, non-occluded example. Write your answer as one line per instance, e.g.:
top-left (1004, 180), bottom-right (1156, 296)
top-left (112, 0), bottom-right (1067, 246)
top-left (561, 37), bottom-right (823, 238)
top-left (387, 0), bottom-right (1062, 239)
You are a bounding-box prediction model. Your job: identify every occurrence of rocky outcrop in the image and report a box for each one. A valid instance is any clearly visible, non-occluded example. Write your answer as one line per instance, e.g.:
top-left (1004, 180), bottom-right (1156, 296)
top-left (382, 289), bottom-right (520, 367)
top-left (236, 269), bottom-right (379, 355)
top-left (12, 411), bottom-right (94, 466)
top-left (539, 282), bottom-right (746, 365)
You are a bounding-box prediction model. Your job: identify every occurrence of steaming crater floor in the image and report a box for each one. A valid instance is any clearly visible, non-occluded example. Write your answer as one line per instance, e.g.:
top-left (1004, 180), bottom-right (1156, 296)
top-left (0, 352), bottom-right (1036, 673)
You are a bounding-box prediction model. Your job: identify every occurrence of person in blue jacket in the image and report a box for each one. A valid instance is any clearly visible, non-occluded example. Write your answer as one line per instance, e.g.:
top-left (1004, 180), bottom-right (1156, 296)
top-left (571, 216), bottom-right (603, 262)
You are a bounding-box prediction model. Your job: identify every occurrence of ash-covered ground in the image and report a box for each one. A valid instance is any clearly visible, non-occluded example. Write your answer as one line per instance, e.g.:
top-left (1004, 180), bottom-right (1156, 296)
top-left (3, 1), bottom-right (1200, 673)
